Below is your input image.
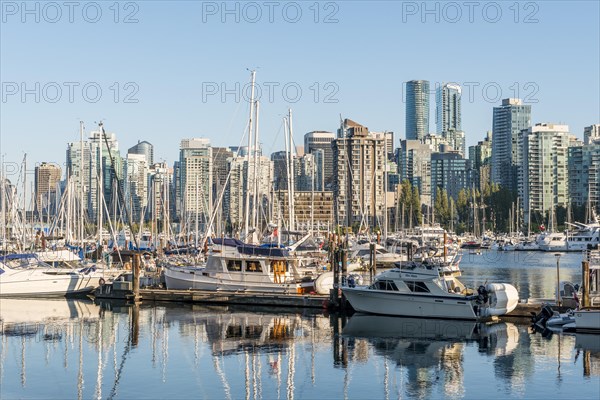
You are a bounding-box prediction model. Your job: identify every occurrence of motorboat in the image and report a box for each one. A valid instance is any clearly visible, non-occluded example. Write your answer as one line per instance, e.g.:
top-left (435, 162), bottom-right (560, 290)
top-left (572, 309), bottom-right (600, 332)
top-left (163, 237), bottom-right (323, 294)
top-left (538, 232), bottom-right (568, 252)
top-left (0, 253), bottom-right (109, 297)
top-left (514, 240), bottom-right (540, 251)
top-left (348, 242), bottom-right (406, 268)
top-left (565, 221), bottom-right (600, 251)
top-left (342, 259), bottom-right (519, 320)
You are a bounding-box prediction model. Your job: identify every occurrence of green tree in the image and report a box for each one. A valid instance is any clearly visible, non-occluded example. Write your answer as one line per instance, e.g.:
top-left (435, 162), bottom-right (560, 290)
top-left (411, 186), bottom-right (422, 225)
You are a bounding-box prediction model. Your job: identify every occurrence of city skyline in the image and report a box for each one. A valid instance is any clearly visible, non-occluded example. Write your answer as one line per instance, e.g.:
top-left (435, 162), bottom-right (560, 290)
top-left (1, 1), bottom-right (599, 168)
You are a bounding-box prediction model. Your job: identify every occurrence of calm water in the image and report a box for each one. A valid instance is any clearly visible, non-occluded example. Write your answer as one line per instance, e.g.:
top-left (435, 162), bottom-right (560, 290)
top-left (460, 250), bottom-right (585, 300)
top-left (1, 298), bottom-right (599, 400)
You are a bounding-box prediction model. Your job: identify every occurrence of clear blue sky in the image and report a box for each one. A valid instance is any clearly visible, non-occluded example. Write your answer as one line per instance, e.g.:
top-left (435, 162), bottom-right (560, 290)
top-left (1, 0), bottom-right (599, 177)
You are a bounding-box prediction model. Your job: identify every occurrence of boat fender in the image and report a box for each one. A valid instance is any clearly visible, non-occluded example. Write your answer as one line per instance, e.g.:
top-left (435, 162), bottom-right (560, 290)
top-left (99, 277), bottom-right (106, 286)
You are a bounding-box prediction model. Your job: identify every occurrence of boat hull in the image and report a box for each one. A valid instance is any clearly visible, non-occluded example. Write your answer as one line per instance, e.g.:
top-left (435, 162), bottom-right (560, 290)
top-left (573, 309), bottom-right (600, 332)
top-left (0, 272), bottom-right (98, 297)
top-left (343, 288), bottom-right (478, 320)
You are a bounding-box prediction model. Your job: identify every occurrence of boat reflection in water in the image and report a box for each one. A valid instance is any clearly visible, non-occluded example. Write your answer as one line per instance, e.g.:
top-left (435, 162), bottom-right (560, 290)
top-left (340, 314), bottom-right (519, 398)
top-left (2, 299), bottom-right (600, 399)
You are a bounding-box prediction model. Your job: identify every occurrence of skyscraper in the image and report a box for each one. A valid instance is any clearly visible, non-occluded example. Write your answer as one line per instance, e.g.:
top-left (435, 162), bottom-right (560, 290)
top-left (123, 153), bottom-right (148, 222)
top-left (430, 152), bottom-right (471, 203)
top-left (436, 83), bottom-right (462, 134)
top-left (66, 140), bottom-right (99, 221)
top-left (333, 119), bottom-right (386, 228)
top-left (491, 98), bottom-right (531, 191)
top-left (90, 128), bottom-right (123, 219)
top-left (405, 80), bottom-right (430, 140)
top-left (304, 131), bottom-right (335, 189)
top-left (398, 139), bottom-right (432, 207)
top-left (519, 123), bottom-right (573, 220)
top-left (34, 162), bottom-right (62, 217)
top-left (128, 140), bottom-right (154, 165)
top-left (468, 131), bottom-right (493, 190)
top-left (584, 124), bottom-right (600, 145)
top-left (178, 138), bottom-right (212, 226)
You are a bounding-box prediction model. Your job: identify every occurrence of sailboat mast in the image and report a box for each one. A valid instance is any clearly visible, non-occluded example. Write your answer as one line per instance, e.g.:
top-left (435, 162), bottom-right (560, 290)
top-left (98, 123), bottom-right (104, 246)
top-left (79, 121), bottom-right (85, 249)
top-left (252, 100), bottom-right (260, 231)
top-left (243, 70), bottom-right (256, 240)
top-left (22, 153), bottom-right (27, 250)
top-left (383, 132), bottom-right (388, 240)
top-left (288, 109), bottom-right (295, 232)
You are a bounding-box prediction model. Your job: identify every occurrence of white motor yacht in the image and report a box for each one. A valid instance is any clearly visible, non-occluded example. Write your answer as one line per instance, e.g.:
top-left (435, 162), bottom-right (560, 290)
top-left (342, 259), bottom-right (519, 320)
top-left (0, 254), bottom-right (108, 297)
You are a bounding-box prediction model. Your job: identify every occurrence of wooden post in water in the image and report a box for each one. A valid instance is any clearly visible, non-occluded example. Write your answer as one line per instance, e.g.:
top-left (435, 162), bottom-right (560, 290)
top-left (340, 246), bottom-right (347, 312)
top-left (582, 260), bottom-right (590, 308)
top-left (369, 243), bottom-right (376, 283)
top-left (132, 253), bottom-right (140, 300)
top-left (131, 302), bottom-right (139, 347)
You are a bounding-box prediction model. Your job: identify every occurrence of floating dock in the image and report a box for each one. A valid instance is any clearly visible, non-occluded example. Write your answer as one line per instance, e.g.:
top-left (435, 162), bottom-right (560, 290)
top-left (138, 288), bottom-right (329, 309)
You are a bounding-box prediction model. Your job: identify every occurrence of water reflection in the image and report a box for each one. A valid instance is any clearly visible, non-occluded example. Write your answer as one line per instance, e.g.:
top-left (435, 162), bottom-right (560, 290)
top-left (1, 299), bottom-right (599, 399)
top-left (341, 315), bottom-right (519, 399)
top-left (461, 251), bottom-right (584, 299)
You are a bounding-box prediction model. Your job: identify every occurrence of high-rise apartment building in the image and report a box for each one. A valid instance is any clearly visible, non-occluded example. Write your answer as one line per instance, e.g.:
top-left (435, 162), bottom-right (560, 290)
top-left (519, 123), bottom-right (572, 221)
top-left (468, 131), bottom-right (493, 190)
top-left (178, 138), bottom-right (212, 227)
top-left (398, 139), bottom-right (432, 207)
top-left (304, 131), bottom-right (335, 189)
top-left (90, 128), bottom-right (123, 219)
top-left (405, 80), bottom-right (430, 140)
top-left (123, 153), bottom-right (148, 223)
top-left (431, 152), bottom-right (471, 203)
top-left (491, 98), bottom-right (531, 191)
top-left (436, 83), bottom-right (462, 134)
top-left (584, 124), bottom-right (600, 145)
top-left (569, 125), bottom-right (600, 209)
top-left (34, 162), bottom-right (62, 217)
top-left (128, 140), bottom-right (154, 165)
top-left (333, 119), bottom-right (387, 228)
top-left (66, 140), bottom-right (99, 221)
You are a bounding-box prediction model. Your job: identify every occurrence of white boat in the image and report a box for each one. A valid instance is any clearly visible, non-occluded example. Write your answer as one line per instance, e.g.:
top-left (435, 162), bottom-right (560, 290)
top-left (342, 260), bottom-right (519, 320)
top-left (0, 254), bottom-right (107, 297)
top-left (538, 232), bottom-right (569, 252)
top-left (164, 238), bottom-right (315, 294)
top-left (565, 221), bottom-right (600, 251)
top-left (545, 311), bottom-right (576, 326)
top-left (573, 309), bottom-right (600, 332)
top-left (514, 240), bottom-right (540, 251)
top-left (348, 242), bottom-right (405, 269)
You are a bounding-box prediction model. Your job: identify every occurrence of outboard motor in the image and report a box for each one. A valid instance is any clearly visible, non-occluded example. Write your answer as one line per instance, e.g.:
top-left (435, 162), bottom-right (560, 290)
top-left (531, 304), bottom-right (554, 325)
top-left (477, 285), bottom-right (489, 304)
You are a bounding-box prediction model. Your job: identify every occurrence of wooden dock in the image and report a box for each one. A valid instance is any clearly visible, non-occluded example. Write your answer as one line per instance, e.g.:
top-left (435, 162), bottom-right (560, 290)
top-left (138, 288), bottom-right (330, 309)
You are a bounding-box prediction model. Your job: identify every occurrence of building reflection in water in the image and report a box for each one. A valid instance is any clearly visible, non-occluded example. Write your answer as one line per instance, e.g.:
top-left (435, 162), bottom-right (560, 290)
top-left (1, 298), bottom-right (599, 399)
